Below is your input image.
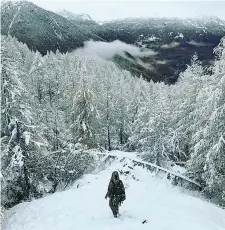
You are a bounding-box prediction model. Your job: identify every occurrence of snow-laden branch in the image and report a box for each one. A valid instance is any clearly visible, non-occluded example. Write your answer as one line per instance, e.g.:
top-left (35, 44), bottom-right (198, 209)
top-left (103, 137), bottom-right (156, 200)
top-left (92, 150), bottom-right (202, 188)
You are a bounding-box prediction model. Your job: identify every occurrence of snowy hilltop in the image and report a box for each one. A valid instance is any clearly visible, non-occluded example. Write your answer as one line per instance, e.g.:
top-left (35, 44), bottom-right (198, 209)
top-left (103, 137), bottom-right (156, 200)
top-left (2, 151), bottom-right (225, 230)
top-left (56, 9), bottom-right (93, 21)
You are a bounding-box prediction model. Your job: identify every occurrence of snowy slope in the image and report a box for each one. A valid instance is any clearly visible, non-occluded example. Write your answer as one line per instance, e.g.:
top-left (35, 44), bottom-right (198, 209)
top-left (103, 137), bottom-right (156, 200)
top-left (2, 155), bottom-right (225, 230)
top-left (57, 9), bottom-right (93, 21)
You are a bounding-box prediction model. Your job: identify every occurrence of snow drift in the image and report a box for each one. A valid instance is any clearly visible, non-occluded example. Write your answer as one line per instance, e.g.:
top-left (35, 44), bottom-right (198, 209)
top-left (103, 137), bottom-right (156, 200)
top-left (2, 152), bottom-right (225, 230)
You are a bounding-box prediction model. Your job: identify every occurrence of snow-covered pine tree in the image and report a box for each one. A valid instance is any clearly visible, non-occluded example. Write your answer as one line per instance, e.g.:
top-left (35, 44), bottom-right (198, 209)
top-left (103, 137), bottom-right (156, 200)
top-left (71, 65), bottom-right (98, 148)
top-left (127, 77), bottom-right (150, 151)
top-left (113, 70), bottom-right (131, 147)
top-left (90, 60), bottom-right (116, 150)
top-left (185, 39), bottom-right (224, 200)
top-left (1, 41), bottom-right (34, 207)
top-left (142, 83), bottom-right (171, 166)
top-left (191, 38), bottom-right (225, 204)
top-left (170, 54), bottom-right (206, 165)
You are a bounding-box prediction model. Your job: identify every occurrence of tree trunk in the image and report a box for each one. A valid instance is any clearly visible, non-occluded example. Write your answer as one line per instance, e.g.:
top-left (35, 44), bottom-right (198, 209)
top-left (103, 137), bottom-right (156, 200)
top-left (106, 97), bottom-right (111, 151)
top-left (23, 163), bottom-right (31, 200)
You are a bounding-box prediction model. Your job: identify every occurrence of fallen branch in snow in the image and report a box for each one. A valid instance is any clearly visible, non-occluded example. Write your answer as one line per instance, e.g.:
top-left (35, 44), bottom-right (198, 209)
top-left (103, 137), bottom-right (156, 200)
top-left (92, 151), bottom-right (202, 190)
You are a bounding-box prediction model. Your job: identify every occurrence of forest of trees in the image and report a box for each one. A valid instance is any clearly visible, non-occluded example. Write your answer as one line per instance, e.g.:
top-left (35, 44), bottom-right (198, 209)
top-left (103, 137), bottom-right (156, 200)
top-left (1, 35), bottom-right (224, 208)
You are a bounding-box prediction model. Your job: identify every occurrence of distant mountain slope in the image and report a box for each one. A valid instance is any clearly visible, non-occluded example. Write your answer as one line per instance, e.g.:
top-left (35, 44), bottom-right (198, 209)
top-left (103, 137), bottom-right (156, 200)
top-left (59, 11), bottom-right (225, 82)
top-left (57, 9), bottom-right (93, 22)
top-left (1, 1), bottom-right (104, 54)
top-left (57, 10), bottom-right (136, 44)
top-left (1, 1), bottom-right (225, 83)
top-left (104, 17), bottom-right (225, 44)
top-left (104, 17), bottom-right (225, 82)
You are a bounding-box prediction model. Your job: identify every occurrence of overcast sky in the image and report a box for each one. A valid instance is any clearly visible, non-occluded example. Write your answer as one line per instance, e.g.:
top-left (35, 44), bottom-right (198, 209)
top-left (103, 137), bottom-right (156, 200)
top-left (30, 0), bottom-right (225, 21)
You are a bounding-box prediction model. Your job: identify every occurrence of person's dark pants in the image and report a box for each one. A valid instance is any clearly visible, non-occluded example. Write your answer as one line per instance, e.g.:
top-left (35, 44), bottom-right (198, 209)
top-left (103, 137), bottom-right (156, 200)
top-left (109, 196), bottom-right (120, 217)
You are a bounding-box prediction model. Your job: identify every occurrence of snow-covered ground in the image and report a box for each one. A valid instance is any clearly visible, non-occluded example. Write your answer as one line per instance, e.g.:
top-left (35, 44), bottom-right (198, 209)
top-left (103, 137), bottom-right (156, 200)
top-left (2, 154), bottom-right (225, 230)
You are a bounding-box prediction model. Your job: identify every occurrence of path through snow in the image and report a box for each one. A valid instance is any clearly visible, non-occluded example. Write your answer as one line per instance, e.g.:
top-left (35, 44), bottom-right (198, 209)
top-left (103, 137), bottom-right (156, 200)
top-left (2, 155), bottom-right (225, 230)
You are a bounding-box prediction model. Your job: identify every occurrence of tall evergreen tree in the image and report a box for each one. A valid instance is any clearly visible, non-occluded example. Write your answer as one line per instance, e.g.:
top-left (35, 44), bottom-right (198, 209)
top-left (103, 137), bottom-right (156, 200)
top-left (71, 66), bottom-right (98, 148)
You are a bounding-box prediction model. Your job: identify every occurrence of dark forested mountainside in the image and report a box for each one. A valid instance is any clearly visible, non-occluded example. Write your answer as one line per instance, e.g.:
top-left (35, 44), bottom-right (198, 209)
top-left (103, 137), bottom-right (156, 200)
top-left (104, 17), bottom-right (225, 82)
top-left (1, 1), bottom-right (135, 55)
top-left (1, 1), bottom-right (104, 54)
top-left (1, 1), bottom-right (225, 83)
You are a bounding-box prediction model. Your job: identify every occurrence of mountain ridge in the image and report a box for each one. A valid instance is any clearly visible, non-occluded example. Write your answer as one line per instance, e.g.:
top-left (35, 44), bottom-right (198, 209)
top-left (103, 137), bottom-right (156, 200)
top-left (1, 0), bottom-right (225, 83)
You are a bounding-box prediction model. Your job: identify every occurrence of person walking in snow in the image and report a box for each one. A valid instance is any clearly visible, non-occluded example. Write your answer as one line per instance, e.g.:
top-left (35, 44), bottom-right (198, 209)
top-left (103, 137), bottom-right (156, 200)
top-left (105, 171), bottom-right (126, 218)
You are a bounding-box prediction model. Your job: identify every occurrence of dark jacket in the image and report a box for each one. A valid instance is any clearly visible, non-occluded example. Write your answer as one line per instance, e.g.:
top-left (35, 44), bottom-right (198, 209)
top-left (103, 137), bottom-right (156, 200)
top-left (105, 171), bottom-right (126, 200)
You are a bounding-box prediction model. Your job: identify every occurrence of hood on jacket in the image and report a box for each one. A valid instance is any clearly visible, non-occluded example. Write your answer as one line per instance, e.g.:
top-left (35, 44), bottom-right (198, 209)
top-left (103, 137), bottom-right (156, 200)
top-left (111, 171), bottom-right (120, 183)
